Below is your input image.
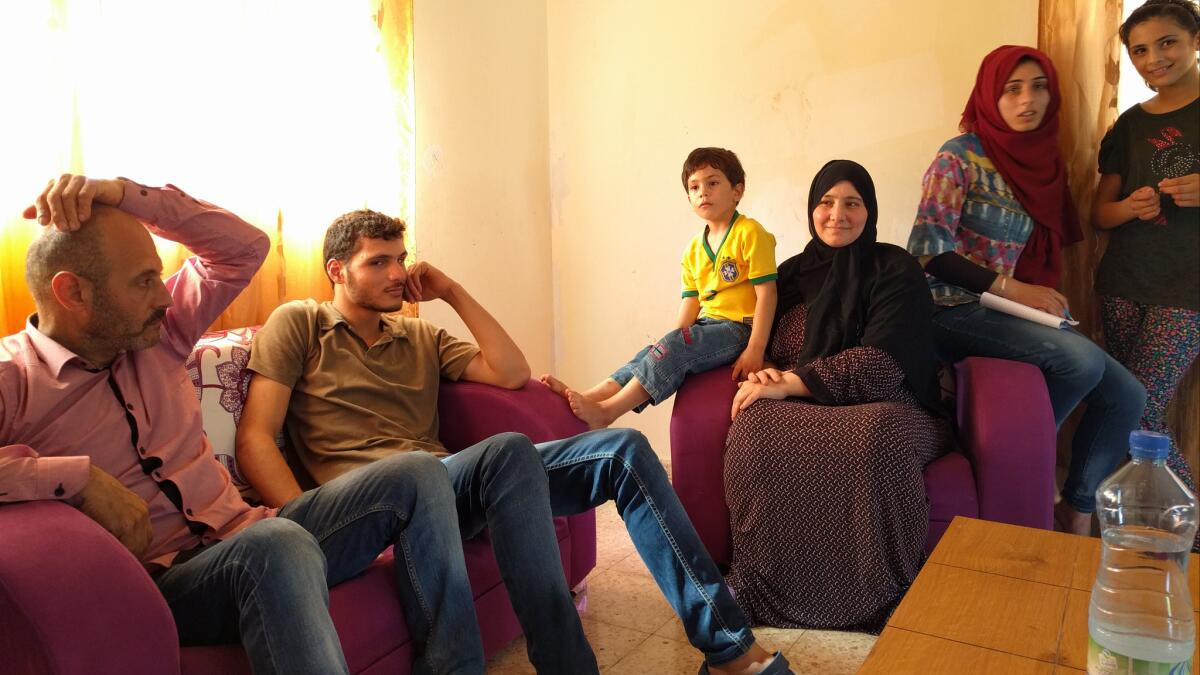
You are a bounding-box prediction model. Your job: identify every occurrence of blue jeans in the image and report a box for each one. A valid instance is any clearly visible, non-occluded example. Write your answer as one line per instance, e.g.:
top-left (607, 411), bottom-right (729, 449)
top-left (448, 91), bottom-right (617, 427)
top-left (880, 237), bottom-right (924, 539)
top-left (442, 433), bottom-right (596, 674)
top-left (153, 452), bottom-right (483, 675)
top-left (611, 318), bottom-right (750, 412)
top-left (541, 428), bottom-right (756, 666)
top-left (931, 303), bottom-right (1147, 512)
top-left (444, 428), bottom-right (756, 670)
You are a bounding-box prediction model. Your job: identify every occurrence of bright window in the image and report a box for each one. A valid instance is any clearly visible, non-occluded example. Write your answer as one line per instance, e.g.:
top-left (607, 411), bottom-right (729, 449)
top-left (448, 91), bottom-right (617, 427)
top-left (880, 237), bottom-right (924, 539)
top-left (0, 0), bottom-right (414, 331)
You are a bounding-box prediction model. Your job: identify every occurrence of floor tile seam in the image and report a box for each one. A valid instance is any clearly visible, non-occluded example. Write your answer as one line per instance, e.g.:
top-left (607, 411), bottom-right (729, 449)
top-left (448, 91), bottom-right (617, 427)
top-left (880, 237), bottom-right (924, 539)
top-left (581, 595), bottom-right (674, 635)
top-left (606, 552), bottom-right (656, 575)
top-left (884, 626), bottom-right (1058, 665)
top-left (600, 630), bottom-right (669, 674)
top-left (648, 615), bottom-right (688, 645)
top-left (757, 628), bottom-right (809, 652)
top-left (783, 634), bottom-right (873, 662)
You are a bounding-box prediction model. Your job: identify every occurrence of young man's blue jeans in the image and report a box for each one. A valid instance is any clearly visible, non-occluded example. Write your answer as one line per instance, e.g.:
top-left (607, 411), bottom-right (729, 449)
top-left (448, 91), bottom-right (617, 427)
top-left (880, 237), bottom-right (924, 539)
top-left (153, 451), bottom-right (483, 675)
top-left (931, 302), bottom-right (1147, 512)
top-left (611, 317), bottom-right (750, 412)
top-left (153, 432), bottom-right (758, 675)
top-left (443, 428), bottom-right (758, 673)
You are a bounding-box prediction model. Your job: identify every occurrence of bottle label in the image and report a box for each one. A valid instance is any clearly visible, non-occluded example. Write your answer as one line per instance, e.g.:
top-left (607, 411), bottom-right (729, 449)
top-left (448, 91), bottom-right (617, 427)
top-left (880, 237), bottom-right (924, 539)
top-left (1088, 636), bottom-right (1193, 674)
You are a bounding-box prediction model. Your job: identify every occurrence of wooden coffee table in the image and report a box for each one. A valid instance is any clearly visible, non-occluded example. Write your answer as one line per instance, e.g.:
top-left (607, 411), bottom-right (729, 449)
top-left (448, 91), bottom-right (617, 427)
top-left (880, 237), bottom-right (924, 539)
top-left (858, 516), bottom-right (1199, 673)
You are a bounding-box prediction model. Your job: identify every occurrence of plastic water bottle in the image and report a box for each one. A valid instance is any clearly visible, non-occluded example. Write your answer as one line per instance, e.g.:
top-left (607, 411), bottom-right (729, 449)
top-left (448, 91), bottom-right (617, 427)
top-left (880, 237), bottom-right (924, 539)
top-left (1088, 431), bottom-right (1197, 675)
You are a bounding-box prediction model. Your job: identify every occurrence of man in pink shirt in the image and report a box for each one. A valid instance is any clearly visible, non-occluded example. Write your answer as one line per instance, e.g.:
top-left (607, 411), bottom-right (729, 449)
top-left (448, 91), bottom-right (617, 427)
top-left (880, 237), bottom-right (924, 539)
top-left (0, 174), bottom-right (485, 674)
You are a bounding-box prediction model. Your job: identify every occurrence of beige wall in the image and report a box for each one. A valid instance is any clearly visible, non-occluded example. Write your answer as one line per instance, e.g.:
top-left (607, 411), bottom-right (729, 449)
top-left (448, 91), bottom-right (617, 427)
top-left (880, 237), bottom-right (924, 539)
top-left (415, 1), bottom-right (1039, 456)
top-left (546, 1), bottom-right (1038, 454)
top-left (413, 0), bottom-right (555, 375)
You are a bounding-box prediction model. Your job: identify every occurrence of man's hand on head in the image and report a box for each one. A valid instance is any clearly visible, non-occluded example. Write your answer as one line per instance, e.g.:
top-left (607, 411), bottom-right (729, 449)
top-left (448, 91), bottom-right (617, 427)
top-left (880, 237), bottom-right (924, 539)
top-left (403, 261), bottom-right (461, 304)
top-left (74, 464), bottom-right (154, 559)
top-left (23, 175), bottom-right (125, 232)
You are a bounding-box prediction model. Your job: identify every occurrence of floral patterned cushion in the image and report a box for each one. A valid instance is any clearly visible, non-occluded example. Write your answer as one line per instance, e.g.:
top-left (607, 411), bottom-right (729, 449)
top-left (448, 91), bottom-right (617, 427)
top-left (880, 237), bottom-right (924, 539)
top-left (186, 327), bottom-right (270, 500)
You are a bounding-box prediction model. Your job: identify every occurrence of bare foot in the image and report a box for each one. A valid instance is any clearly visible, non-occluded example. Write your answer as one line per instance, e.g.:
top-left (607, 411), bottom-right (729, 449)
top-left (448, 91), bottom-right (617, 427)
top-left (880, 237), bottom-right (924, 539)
top-left (1054, 500), bottom-right (1093, 537)
top-left (567, 389), bottom-right (614, 429)
top-left (539, 373), bottom-right (570, 399)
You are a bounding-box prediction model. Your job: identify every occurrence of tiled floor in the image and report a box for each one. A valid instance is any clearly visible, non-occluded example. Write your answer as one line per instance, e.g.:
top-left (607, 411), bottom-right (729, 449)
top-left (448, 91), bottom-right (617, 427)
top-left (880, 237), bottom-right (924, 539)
top-left (484, 500), bottom-right (877, 674)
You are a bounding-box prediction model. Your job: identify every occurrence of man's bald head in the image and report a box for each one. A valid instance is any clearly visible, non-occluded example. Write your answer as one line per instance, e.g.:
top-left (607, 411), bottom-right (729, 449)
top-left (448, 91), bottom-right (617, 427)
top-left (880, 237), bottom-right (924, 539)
top-left (24, 205), bottom-right (138, 307)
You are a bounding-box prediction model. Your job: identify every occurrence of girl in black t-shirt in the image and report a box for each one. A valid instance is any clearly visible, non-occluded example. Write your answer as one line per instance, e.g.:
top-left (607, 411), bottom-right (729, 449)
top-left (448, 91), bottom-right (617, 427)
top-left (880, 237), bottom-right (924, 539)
top-left (1092, 0), bottom-right (1200, 551)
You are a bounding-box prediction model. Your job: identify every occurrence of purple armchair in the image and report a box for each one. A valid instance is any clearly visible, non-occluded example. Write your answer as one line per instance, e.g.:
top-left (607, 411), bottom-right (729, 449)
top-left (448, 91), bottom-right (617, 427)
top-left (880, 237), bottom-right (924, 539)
top-left (0, 329), bottom-right (594, 675)
top-left (669, 356), bottom-right (1056, 565)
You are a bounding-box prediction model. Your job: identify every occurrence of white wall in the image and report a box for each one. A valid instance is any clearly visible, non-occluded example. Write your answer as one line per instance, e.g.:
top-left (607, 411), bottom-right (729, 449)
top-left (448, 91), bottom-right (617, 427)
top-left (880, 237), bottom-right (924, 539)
top-left (546, 1), bottom-right (1038, 455)
top-left (413, 0), bottom-right (554, 375)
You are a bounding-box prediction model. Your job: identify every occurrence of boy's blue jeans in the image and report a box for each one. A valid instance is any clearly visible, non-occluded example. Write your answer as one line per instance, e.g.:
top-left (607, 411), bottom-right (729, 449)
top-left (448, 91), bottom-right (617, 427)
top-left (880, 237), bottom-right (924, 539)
top-left (154, 430), bottom-right (756, 674)
top-left (931, 302), bottom-right (1146, 512)
top-left (611, 317), bottom-right (751, 411)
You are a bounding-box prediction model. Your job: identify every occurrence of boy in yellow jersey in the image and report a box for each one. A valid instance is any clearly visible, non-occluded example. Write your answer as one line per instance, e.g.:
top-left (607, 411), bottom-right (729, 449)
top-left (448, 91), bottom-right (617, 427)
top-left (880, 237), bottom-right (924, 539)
top-left (543, 147), bottom-right (778, 428)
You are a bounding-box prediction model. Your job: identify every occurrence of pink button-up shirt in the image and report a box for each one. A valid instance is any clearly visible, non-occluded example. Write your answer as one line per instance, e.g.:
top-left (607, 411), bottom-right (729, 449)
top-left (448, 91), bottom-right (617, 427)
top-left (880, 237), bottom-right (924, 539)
top-left (0, 180), bottom-right (275, 567)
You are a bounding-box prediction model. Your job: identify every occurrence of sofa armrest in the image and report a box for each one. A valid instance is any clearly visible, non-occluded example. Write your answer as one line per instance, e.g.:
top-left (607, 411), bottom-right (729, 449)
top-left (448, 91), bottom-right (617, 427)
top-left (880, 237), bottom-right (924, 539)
top-left (437, 378), bottom-right (596, 580)
top-left (0, 501), bottom-right (181, 674)
top-left (954, 356), bottom-right (1055, 530)
top-left (668, 368), bottom-right (738, 568)
top-left (437, 379), bottom-right (588, 450)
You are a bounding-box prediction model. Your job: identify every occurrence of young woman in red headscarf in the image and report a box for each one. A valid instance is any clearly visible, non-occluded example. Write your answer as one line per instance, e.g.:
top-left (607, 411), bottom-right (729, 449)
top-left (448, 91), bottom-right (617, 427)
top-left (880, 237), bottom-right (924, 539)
top-left (906, 45), bottom-right (1146, 536)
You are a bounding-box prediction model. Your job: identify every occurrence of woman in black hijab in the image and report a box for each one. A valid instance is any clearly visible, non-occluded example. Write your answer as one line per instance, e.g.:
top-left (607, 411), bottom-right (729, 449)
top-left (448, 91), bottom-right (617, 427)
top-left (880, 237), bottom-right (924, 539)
top-left (724, 160), bottom-right (950, 631)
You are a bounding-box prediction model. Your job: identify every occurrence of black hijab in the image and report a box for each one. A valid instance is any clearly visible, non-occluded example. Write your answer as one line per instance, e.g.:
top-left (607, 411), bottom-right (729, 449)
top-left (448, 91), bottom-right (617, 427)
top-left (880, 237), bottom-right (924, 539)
top-left (776, 159), bottom-right (942, 412)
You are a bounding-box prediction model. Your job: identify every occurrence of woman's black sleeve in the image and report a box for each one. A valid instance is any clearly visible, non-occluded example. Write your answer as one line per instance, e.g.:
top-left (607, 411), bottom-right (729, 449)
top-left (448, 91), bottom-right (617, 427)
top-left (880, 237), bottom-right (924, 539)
top-left (921, 251), bottom-right (998, 294)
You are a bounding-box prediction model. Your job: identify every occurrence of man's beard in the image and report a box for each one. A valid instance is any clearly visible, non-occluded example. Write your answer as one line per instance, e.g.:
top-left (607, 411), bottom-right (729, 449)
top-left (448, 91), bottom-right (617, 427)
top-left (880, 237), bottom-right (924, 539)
top-left (345, 273), bottom-right (405, 313)
top-left (83, 289), bottom-right (166, 354)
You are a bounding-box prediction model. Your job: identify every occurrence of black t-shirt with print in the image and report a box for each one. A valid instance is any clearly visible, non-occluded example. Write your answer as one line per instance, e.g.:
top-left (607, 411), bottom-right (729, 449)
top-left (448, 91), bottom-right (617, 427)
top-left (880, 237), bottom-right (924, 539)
top-left (1096, 99), bottom-right (1199, 311)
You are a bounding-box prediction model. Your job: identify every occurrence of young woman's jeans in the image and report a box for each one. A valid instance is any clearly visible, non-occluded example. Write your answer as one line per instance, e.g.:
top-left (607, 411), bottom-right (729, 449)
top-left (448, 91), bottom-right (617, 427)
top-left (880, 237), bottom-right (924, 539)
top-left (931, 302), bottom-right (1146, 512)
top-left (611, 318), bottom-right (751, 411)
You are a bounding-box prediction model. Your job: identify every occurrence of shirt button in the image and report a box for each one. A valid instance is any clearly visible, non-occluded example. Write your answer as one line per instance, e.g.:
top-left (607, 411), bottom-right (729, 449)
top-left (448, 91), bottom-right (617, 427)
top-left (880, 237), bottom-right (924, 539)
top-left (152, 470), bottom-right (162, 480)
top-left (140, 189), bottom-right (148, 196)
top-left (185, 508), bottom-right (194, 516)
top-left (126, 403), bottom-right (134, 411)
top-left (139, 446), bottom-right (147, 456)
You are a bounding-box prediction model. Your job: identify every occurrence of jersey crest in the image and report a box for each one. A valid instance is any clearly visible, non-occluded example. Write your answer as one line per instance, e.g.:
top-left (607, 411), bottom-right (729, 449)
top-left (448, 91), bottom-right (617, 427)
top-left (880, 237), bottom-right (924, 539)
top-left (719, 257), bottom-right (739, 282)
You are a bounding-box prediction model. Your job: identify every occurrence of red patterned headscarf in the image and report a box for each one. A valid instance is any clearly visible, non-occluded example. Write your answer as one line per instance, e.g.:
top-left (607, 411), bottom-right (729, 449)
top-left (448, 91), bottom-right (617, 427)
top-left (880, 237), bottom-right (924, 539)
top-left (961, 45), bottom-right (1082, 287)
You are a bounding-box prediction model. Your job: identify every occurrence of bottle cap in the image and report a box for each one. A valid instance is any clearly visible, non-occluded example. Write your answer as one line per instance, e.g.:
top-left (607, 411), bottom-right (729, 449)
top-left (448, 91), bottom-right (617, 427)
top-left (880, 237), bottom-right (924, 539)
top-left (1129, 430), bottom-right (1169, 460)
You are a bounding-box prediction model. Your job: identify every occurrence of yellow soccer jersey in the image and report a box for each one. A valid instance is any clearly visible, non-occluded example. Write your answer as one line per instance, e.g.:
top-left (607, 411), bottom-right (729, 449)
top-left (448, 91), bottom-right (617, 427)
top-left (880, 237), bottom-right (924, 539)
top-left (681, 212), bottom-right (778, 323)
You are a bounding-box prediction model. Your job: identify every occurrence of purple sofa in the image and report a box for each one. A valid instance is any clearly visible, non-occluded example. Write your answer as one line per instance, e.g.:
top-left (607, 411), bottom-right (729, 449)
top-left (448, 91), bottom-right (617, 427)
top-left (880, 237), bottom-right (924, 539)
top-left (669, 356), bottom-right (1056, 564)
top-left (0, 329), bottom-right (594, 675)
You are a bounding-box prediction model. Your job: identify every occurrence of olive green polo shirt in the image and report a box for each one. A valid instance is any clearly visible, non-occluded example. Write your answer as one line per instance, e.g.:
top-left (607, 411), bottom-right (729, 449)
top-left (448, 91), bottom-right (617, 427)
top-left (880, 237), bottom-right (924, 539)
top-left (247, 299), bottom-right (480, 484)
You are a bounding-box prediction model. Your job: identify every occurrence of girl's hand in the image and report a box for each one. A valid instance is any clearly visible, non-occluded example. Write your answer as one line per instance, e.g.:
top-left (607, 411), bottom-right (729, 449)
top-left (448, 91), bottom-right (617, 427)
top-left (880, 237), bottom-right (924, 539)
top-left (1006, 279), bottom-right (1071, 318)
top-left (1126, 185), bottom-right (1161, 221)
top-left (1159, 174), bottom-right (1199, 208)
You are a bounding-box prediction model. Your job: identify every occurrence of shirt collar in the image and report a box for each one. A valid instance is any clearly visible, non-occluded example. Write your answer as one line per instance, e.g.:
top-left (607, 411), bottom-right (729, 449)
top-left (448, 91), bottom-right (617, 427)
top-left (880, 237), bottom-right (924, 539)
top-left (317, 302), bottom-right (409, 341)
top-left (24, 314), bottom-right (105, 376)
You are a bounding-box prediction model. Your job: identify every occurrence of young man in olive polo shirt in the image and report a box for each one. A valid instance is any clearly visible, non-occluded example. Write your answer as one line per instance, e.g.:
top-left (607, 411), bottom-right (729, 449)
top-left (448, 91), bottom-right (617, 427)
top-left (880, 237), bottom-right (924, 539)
top-left (238, 210), bottom-right (791, 675)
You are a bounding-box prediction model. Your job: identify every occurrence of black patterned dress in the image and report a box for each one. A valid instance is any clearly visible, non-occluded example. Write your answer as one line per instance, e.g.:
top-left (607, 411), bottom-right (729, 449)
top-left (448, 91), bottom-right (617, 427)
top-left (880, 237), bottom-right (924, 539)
top-left (723, 304), bottom-right (951, 631)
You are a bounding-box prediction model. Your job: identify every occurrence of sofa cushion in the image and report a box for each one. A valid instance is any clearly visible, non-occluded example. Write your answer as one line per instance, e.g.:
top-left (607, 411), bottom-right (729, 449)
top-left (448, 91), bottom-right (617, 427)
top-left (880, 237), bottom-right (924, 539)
top-left (186, 328), bottom-right (265, 498)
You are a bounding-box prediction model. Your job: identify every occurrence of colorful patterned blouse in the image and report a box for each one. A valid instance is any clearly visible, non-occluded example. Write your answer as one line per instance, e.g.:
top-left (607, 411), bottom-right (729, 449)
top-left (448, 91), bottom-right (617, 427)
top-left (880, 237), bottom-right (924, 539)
top-left (907, 133), bottom-right (1035, 306)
